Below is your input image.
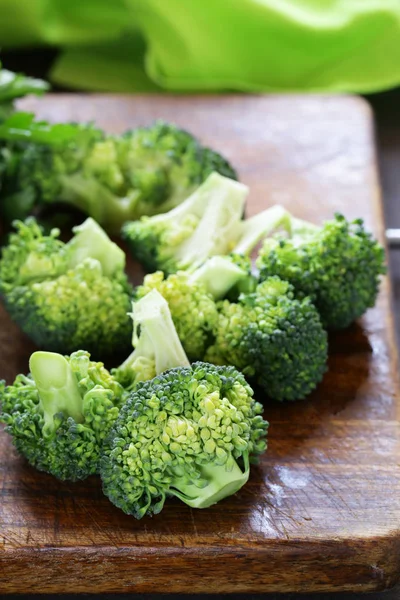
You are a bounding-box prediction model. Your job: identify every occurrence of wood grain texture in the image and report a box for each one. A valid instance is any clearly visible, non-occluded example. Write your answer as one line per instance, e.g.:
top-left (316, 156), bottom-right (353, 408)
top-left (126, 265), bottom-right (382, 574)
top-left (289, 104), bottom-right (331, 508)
top-left (0, 94), bottom-right (399, 594)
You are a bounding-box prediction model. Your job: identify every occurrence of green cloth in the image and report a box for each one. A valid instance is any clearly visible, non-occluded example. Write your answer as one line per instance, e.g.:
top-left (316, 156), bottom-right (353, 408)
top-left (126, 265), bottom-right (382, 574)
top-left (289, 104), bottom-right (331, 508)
top-left (1, 0), bottom-right (400, 93)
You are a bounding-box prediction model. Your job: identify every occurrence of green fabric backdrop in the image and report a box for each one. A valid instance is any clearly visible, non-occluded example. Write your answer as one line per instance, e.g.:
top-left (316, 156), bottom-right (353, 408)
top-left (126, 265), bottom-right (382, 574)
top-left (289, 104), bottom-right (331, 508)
top-left (1, 0), bottom-right (400, 93)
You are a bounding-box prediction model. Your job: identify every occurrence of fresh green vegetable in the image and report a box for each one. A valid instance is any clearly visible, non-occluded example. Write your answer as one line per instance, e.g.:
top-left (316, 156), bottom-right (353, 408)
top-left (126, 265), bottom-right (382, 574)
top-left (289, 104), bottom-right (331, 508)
top-left (205, 277), bottom-right (328, 401)
top-left (122, 172), bottom-right (248, 274)
top-left (256, 213), bottom-right (386, 329)
top-left (0, 216), bottom-right (132, 357)
top-left (135, 255), bottom-right (256, 359)
top-left (0, 65), bottom-right (49, 122)
top-left (112, 289), bottom-right (190, 390)
top-left (0, 350), bottom-right (125, 480)
top-left (0, 117), bottom-right (236, 231)
top-left (101, 361), bottom-right (268, 518)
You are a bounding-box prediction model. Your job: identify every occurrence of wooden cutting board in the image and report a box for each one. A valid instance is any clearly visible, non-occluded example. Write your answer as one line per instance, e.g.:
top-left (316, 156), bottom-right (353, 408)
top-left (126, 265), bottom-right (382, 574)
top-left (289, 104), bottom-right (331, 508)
top-left (0, 94), bottom-right (399, 595)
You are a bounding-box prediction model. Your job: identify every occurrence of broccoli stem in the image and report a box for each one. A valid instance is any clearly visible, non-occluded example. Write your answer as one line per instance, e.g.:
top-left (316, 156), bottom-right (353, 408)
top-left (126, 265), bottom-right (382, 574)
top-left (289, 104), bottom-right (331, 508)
top-left (29, 351), bottom-right (84, 437)
top-left (175, 173), bottom-right (248, 268)
top-left (67, 217), bottom-right (126, 276)
top-left (59, 175), bottom-right (142, 235)
top-left (233, 204), bottom-right (289, 255)
top-left (170, 453), bottom-right (250, 509)
top-left (189, 256), bottom-right (249, 300)
top-left (120, 289), bottom-right (190, 381)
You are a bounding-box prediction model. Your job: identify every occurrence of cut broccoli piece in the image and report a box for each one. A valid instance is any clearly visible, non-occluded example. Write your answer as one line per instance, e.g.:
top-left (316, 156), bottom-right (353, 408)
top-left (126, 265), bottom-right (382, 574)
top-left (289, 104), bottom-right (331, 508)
top-left (205, 277), bottom-right (328, 401)
top-left (101, 362), bottom-right (268, 518)
top-left (134, 255), bottom-right (256, 360)
top-left (0, 350), bottom-right (125, 480)
top-left (0, 217), bottom-right (132, 357)
top-left (113, 289), bottom-right (190, 389)
top-left (232, 204), bottom-right (289, 255)
top-left (0, 117), bottom-right (237, 232)
top-left (134, 270), bottom-right (218, 361)
top-left (122, 172), bottom-right (248, 274)
top-left (256, 213), bottom-right (387, 329)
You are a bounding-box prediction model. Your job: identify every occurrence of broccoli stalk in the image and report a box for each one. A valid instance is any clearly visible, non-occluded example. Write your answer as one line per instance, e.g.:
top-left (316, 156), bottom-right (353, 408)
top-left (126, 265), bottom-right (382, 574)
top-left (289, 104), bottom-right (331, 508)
top-left (67, 217), bottom-right (125, 277)
top-left (114, 289), bottom-right (190, 389)
top-left (170, 452), bottom-right (250, 509)
top-left (188, 255), bottom-right (254, 301)
top-left (256, 212), bottom-right (386, 329)
top-left (233, 204), bottom-right (289, 255)
top-left (123, 172), bottom-right (248, 274)
top-left (29, 351), bottom-right (85, 437)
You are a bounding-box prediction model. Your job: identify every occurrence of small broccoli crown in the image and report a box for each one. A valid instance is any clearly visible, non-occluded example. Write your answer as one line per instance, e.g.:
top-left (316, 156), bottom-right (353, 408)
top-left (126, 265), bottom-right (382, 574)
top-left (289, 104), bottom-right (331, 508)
top-left (135, 270), bottom-right (219, 360)
top-left (0, 350), bottom-right (125, 481)
top-left (113, 289), bottom-right (190, 389)
top-left (205, 277), bottom-right (328, 401)
top-left (122, 172), bottom-right (248, 274)
top-left (0, 217), bottom-right (132, 357)
top-left (256, 213), bottom-right (387, 330)
top-left (101, 362), bottom-right (268, 518)
top-left (4, 258), bottom-right (132, 356)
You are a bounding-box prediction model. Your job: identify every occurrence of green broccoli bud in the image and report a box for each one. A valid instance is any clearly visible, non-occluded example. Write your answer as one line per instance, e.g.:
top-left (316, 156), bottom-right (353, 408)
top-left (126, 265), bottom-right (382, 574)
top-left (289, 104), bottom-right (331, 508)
top-left (256, 213), bottom-right (387, 329)
top-left (122, 172), bottom-right (248, 274)
top-left (113, 289), bottom-right (190, 389)
top-left (0, 217), bottom-right (132, 357)
top-left (205, 277), bottom-right (328, 401)
top-left (0, 350), bottom-right (125, 480)
top-left (101, 362), bottom-right (268, 518)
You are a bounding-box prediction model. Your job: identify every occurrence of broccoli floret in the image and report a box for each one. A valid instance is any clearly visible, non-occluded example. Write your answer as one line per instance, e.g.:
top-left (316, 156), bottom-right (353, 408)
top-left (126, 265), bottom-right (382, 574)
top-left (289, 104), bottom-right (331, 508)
top-left (113, 289), bottom-right (190, 389)
top-left (135, 271), bottom-right (218, 360)
top-left (205, 277), bottom-right (328, 401)
top-left (256, 213), bottom-right (387, 329)
top-left (135, 256), bottom-right (255, 359)
top-left (0, 217), bottom-right (132, 357)
top-left (122, 172), bottom-right (248, 274)
top-left (0, 117), bottom-right (237, 232)
top-left (101, 362), bottom-right (268, 518)
top-left (0, 350), bottom-right (125, 480)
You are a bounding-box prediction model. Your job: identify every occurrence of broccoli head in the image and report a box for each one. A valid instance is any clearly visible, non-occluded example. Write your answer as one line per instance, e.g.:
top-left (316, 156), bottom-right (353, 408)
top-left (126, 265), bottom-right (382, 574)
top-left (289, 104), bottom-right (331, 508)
top-left (135, 255), bottom-right (256, 359)
top-left (122, 172), bottom-right (248, 274)
top-left (101, 362), bottom-right (268, 518)
top-left (0, 350), bottom-right (125, 480)
top-left (256, 213), bottom-right (387, 329)
top-left (0, 117), bottom-right (236, 232)
top-left (205, 277), bottom-right (328, 401)
top-left (112, 289), bottom-right (190, 390)
top-left (0, 217), bottom-right (132, 357)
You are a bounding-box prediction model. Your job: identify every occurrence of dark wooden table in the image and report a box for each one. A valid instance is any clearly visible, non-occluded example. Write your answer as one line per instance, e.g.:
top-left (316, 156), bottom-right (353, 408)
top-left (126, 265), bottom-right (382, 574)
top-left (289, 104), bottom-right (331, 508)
top-left (1, 51), bottom-right (400, 599)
